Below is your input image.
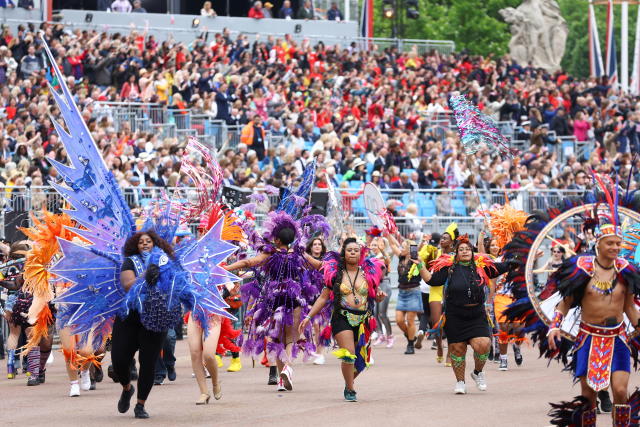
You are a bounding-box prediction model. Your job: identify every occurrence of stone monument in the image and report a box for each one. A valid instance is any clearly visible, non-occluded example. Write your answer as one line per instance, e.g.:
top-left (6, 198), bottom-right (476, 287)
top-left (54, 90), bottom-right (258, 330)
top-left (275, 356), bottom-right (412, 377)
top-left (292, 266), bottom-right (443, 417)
top-left (499, 0), bottom-right (568, 72)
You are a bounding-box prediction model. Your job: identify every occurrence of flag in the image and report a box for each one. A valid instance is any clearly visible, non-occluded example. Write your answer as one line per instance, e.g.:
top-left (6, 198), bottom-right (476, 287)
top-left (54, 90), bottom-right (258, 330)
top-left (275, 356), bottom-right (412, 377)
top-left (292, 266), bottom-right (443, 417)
top-left (631, 5), bottom-right (640, 94)
top-left (606, 0), bottom-right (618, 85)
top-left (589, 3), bottom-right (604, 77)
top-left (359, 0), bottom-right (374, 39)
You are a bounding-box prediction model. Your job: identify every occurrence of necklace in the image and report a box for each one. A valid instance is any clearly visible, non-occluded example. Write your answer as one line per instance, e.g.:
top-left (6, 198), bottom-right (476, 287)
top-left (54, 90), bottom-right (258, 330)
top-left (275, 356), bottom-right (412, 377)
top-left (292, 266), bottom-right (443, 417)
top-left (345, 267), bottom-right (361, 306)
top-left (595, 258), bottom-right (615, 271)
top-left (591, 267), bottom-right (617, 296)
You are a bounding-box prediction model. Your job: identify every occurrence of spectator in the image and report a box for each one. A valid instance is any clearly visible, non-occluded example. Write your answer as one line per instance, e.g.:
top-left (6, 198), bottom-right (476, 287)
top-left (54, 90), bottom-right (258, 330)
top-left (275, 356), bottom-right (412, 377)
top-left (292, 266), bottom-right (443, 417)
top-left (110, 0), bottom-right (132, 13)
top-left (0, 0), bottom-right (14, 8)
top-left (19, 45), bottom-right (41, 79)
top-left (18, 0), bottom-right (33, 9)
top-left (214, 83), bottom-right (232, 122)
top-left (263, 2), bottom-right (274, 18)
top-left (131, 0), bottom-right (147, 13)
top-left (327, 2), bottom-right (344, 21)
top-left (97, 0), bottom-right (111, 11)
top-left (573, 111), bottom-right (591, 142)
top-left (297, 0), bottom-right (314, 20)
top-left (278, 0), bottom-right (293, 19)
top-left (550, 107), bottom-right (571, 137)
top-left (248, 1), bottom-right (265, 19)
top-left (201, 1), bottom-right (217, 17)
top-left (240, 115), bottom-right (266, 161)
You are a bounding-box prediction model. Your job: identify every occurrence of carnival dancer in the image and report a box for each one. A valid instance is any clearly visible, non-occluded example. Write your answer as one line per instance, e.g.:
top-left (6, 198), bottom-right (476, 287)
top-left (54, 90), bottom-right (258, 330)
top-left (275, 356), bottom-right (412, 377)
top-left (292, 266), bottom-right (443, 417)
top-left (386, 233), bottom-right (423, 355)
top-left (370, 237), bottom-right (393, 348)
top-left (546, 221), bottom-right (640, 425)
top-left (1, 242), bottom-right (28, 381)
top-left (429, 235), bottom-right (515, 394)
top-left (306, 237), bottom-right (330, 365)
top-left (39, 36), bottom-right (238, 417)
top-left (300, 237), bottom-right (395, 402)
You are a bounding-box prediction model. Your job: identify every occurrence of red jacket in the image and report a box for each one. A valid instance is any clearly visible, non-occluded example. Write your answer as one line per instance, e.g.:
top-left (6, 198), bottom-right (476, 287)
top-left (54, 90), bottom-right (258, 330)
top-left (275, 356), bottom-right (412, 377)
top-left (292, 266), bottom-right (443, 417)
top-left (248, 7), bottom-right (264, 18)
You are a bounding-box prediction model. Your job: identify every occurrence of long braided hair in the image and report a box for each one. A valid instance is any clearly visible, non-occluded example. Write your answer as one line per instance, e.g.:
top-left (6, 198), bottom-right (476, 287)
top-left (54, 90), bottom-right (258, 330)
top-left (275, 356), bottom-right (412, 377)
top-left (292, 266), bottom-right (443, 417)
top-left (331, 237), bottom-right (358, 314)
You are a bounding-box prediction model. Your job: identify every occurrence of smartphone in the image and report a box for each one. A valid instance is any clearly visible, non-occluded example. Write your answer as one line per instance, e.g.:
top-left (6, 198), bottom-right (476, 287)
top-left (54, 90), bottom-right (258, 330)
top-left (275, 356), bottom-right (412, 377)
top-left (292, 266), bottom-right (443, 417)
top-left (410, 244), bottom-right (418, 260)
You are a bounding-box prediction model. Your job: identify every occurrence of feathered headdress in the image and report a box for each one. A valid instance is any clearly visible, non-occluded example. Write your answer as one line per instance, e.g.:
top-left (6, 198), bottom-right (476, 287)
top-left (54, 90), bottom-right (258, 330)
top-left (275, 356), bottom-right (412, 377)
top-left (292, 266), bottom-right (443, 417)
top-left (483, 203), bottom-right (529, 249)
top-left (592, 172), bottom-right (623, 241)
top-left (444, 222), bottom-right (459, 241)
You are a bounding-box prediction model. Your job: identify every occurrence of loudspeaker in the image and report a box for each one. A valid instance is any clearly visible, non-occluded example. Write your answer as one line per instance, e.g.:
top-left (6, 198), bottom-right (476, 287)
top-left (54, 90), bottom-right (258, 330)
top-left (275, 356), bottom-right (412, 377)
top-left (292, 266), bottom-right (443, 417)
top-left (309, 190), bottom-right (329, 216)
top-left (221, 185), bottom-right (251, 208)
top-left (4, 211), bottom-right (29, 242)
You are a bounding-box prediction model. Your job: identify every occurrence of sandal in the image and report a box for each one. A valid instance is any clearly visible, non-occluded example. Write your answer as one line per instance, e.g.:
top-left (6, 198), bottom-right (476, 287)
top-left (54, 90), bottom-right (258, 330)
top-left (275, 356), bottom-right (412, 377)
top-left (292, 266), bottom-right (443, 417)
top-left (213, 382), bottom-right (222, 400)
top-left (196, 393), bottom-right (210, 405)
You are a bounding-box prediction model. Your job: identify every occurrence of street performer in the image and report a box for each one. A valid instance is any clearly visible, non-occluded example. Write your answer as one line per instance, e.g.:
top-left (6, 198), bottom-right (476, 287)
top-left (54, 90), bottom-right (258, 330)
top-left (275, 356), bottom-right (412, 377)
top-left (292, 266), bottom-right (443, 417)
top-left (547, 209), bottom-right (640, 426)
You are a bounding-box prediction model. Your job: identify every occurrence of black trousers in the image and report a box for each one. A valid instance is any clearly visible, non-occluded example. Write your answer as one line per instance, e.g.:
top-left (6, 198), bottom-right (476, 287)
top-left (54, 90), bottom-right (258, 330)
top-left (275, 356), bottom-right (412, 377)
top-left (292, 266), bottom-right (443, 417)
top-left (418, 292), bottom-right (431, 332)
top-left (111, 312), bottom-right (166, 401)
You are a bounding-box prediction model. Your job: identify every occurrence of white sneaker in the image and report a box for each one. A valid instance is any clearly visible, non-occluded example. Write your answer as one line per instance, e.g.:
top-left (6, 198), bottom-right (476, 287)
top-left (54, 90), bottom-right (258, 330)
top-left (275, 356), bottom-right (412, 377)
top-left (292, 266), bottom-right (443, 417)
top-left (69, 381), bottom-right (80, 397)
top-left (369, 356), bottom-right (375, 366)
top-left (454, 381), bottom-right (466, 394)
top-left (470, 371), bottom-right (487, 391)
top-left (370, 331), bottom-right (379, 342)
top-left (276, 377), bottom-right (286, 392)
top-left (47, 353), bottom-right (54, 365)
top-left (80, 369), bottom-right (91, 391)
top-left (280, 365), bottom-right (293, 391)
top-left (313, 354), bottom-right (325, 365)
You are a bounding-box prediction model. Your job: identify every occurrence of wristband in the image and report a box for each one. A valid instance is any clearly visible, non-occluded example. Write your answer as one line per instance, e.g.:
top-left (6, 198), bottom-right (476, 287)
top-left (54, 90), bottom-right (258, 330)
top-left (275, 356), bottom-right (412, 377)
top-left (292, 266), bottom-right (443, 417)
top-left (417, 263), bottom-right (425, 270)
top-left (548, 310), bottom-right (564, 331)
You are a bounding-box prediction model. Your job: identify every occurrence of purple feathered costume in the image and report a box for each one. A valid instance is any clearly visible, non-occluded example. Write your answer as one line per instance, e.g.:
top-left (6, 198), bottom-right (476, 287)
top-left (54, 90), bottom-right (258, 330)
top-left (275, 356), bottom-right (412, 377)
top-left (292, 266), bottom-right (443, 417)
top-left (240, 211), bottom-right (325, 362)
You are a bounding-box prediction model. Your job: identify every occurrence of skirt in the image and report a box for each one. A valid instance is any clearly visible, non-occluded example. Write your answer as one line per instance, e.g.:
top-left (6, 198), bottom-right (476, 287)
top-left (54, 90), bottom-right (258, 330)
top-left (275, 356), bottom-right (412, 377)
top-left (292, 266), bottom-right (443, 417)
top-left (396, 288), bottom-right (423, 313)
top-left (443, 303), bottom-right (491, 344)
top-left (494, 294), bottom-right (515, 325)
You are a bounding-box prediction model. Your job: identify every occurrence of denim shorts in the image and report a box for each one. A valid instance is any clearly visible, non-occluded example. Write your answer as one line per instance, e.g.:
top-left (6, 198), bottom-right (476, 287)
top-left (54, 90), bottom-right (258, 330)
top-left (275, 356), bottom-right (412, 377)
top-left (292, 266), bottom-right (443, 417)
top-left (396, 288), bottom-right (423, 313)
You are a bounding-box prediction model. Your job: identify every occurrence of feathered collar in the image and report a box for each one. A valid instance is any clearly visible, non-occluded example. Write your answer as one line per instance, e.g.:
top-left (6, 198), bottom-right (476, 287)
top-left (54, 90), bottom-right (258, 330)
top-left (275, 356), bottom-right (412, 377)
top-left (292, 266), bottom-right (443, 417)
top-left (429, 253), bottom-right (496, 286)
top-left (575, 255), bottom-right (629, 276)
top-left (322, 248), bottom-right (384, 299)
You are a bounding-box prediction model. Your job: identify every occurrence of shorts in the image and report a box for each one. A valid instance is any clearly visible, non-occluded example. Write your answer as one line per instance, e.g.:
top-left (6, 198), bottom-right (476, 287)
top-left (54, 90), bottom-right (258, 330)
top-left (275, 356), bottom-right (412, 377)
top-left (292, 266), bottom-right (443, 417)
top-left (429, 285), bottom-right (443, 303)
top-left (331, 307), bottom-right (368, 339)
top-left (396, 288), bottom-right (423, 313)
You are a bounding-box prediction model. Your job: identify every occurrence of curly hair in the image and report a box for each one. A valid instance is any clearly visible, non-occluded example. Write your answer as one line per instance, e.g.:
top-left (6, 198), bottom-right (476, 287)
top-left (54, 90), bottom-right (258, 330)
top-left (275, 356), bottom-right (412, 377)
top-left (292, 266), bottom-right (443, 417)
top-left (123, 230), bottom-right (175, 259)
top-left (305, 237), bottom-right (326, 259)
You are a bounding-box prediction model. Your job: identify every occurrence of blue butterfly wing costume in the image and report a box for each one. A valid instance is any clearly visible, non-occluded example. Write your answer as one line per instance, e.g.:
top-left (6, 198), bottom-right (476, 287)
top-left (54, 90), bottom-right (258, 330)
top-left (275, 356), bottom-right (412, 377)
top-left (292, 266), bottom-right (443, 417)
top-left (40, 37), bottom-right (238, 350)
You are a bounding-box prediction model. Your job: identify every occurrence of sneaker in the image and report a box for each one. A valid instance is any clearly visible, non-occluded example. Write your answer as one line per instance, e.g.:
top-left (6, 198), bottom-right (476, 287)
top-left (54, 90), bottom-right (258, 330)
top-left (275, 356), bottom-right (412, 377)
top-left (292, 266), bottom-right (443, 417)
top-left (117, 385), bottom-right (135, 413)
top-left (370, 331), bottom-right (379, 342)
top-left (499, 358), bottom-right (508, 371)
top-left (27, 374), bottom-right (40, 386)
top-left (313, 354), bottom-right (325, 365)
top-left (227, 357), bottom-right (242, 372)
top-left (80, 369), bottom-right (91, 391)
top-left (372, 335), bottom-right (386, 346)
top-left (134, 403), bottom-right (150, 419)
top-left (454, 381), bottom-right (466, 394)
top-left (69, 381), bottom-right (80, 397)
top-left (385, 335), bottom-right (395, 348)
top-left (470, 371), bottom-right (487, 391)
top-left (276, 377), bottom-right (286, 392)
top-left (38, 371), bottom-right (46, 384)
top-left (268, 366), bottom-right (278, 385)
top-left (46, 353), bottom-right (54, 365)
top-left (154, 376), bottom-right (164, 385)
top-left (107, 365), bottom-right (118, 383)
top-left (415, 330), bottom-right (425, 350)
top-left (90, 379), bottom-right (96, 390)
top-left (430, 340), bottom-right (438, 350)
top-left (280, 365), bottom-right (293, 391)
top-left (344, 388), bottom-right (358, 402)
top-left (513, 345), bottom-right (523, 366)
top-left (93, 365), bottom-right (104, 383)
top-left (167, 366), bottom-right (177, 381)
top-left (598, 390), bottom-right (613, 414)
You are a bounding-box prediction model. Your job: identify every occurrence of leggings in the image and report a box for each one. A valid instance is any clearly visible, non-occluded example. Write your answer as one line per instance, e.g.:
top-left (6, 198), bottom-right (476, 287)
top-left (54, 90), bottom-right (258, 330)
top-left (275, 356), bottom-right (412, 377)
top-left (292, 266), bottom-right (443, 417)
top-left (111, 312), bottom-right (166, 401)
top-left (418, 292), bottom-right (431, 332)
top-left (375, 281), bottom-right (392, 335)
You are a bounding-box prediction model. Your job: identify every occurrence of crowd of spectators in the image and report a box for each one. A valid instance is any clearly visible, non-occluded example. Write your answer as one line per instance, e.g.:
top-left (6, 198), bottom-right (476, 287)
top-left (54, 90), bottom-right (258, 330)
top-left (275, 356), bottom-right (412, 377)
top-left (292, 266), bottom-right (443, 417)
top-left (0, 20), bottom-right (638, 218)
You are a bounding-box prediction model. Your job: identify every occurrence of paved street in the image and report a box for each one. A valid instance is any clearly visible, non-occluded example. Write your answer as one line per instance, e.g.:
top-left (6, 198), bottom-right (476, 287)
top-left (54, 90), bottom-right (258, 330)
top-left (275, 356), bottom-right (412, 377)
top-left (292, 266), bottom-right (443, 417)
top-left (3, 327), bottom-right (637, 427)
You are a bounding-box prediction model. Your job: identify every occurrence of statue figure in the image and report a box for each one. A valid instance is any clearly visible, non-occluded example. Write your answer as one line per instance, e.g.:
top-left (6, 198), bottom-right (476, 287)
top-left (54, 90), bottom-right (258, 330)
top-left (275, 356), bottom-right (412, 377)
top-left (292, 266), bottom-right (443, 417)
top-left (499, 0), bottom-right (568, 72)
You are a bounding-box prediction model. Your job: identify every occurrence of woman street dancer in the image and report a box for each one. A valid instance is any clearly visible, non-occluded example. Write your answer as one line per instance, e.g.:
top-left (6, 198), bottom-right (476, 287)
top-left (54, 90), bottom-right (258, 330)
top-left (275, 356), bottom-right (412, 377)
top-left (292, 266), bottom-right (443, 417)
top-left (300, 237), bottom-right (398, 401)
top-left (429, 235), bottom-right (515, 394)
top-left (305, 237), bottom-right (330, 365)
top-left (386, 233), bottom-right (424, 354)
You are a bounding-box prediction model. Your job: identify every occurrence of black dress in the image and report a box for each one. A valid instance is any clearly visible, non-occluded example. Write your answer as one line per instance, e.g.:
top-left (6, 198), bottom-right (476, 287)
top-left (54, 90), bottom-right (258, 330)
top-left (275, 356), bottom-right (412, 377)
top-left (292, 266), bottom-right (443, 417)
top-left (429, 261), bottom-right (508, 343)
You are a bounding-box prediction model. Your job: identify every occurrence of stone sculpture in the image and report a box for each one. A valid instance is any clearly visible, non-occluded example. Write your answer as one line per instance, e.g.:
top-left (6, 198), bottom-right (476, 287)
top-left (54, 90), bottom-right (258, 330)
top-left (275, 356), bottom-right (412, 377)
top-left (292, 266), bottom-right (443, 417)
top-left (499, 0), bottom-right (568, 72)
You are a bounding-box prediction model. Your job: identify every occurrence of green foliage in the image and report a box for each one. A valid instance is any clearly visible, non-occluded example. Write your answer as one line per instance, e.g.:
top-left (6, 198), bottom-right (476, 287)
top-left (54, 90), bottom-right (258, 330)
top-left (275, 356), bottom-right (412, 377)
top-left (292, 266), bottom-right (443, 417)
top-left (372, 0), bottom-right (639, 79)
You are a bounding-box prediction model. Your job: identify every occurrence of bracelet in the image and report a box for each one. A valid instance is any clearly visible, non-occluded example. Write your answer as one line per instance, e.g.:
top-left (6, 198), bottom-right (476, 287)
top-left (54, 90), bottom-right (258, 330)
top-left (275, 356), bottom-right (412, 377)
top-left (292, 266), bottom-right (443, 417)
top-left (305, 315), bottom-right (312, 321)
top-left (417, 263), bottom-right (425, 270)
top-left (549, 310), bottom-right (564, 330)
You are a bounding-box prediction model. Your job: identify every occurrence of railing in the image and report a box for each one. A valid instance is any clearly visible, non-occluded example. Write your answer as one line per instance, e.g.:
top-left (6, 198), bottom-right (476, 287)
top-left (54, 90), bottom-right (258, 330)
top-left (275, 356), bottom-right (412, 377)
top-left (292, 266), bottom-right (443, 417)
top-left (0, 186), bottom-right (587, 239)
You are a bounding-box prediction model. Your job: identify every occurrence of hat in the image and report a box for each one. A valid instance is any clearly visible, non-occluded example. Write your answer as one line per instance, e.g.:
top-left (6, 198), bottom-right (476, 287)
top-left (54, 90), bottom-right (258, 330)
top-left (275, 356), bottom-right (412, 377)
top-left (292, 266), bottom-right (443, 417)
top-left (443, 222), bottom-right (459, 240)
top-left (264, 2), bottom-right (273, 7)
top-left (522, 121), bottom-right (531, 127)
top-left (372, 170), bottom-right (381, 177)
top-left (351, 158), bottom-right (365, 169)
top-left (592, 174), bottom-right (623, 241)
top-left (138, 151), bottom-right (156, 162)
top-left (130, 175), bottom-right (141, 183)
